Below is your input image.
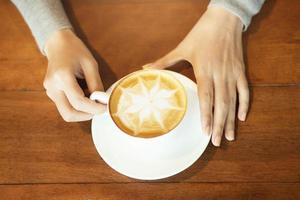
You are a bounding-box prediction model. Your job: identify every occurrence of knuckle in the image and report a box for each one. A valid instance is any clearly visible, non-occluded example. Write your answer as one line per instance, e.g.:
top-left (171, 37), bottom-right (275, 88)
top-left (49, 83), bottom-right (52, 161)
top-left (220, 95), bottom-right (230, 107)
top-left (61, 112), bottom-right (75, 122)
top-left (216, 124), bottom-right (224, 133)
top-left (84, 58), bottom-right (98, 69)
top-left (62, 115), bottom-right (73, 122)
top-left (53, 69), bottom-right (69, 82)
top-left (43, 70), bottom-right (56, 90)
top-left (45, 90), bottom-right (56, 102)
top-left (241, 80), bottom-right (249, 90)
top-left (202, 90), bottom-right (213, 100)
top-left (229, 95), bottom-right (236, 105)
top-left (72, 103), bottom-right (81, 111)
top-left (213, 125), bottom-right (223, 135)
top-left (43, 78), bottom-right (50, 90)
top-left (238, 63), bottom-right (246, 72)
top-left (235, 60), bottom-right (244, 69)
top-left (45, 90), bottom-right (52, 98)
top-left (202, 115), bottom-right (211, 125)
top-left (227, 119), bottom-right (235, 126)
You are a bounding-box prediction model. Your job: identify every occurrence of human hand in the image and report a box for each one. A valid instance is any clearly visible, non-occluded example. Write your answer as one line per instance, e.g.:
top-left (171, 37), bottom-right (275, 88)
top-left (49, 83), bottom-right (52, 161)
top-left (144, 6), bottom-right (249, 146)
top-left (43, 29), bottom-right (106, 122)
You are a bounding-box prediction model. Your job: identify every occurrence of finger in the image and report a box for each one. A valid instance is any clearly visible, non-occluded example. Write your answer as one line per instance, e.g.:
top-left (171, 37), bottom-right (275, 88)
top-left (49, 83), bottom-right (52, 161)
top-left (224, 82), bottom-right (237, 141)
top-left (143, 48), bottom-right (183, 70)
top-left (212, 80), bottom-right (229, 147)
top-left (60, 73), bottom-right (107, 114)
top-left (237, 74), bottom-right (249, 121)
top-left (80, 58), bottom-right (103, 93)
top-left (46, 89), bottom-right (93, 122)
top-left (196, 74), bottom-right (213, 136)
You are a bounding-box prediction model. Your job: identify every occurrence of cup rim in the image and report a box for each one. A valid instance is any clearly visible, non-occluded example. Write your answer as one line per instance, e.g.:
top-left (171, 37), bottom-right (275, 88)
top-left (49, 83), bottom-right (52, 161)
top-left (106, 69), bottom-right (188, 139)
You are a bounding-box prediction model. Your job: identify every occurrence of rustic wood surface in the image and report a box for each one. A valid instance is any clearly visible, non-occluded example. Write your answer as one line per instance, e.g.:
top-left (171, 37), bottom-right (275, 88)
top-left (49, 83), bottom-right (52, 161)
top-left (0, 0), bottom-right (299, 199)
top-left (1, 183), bottom-right (299, 200)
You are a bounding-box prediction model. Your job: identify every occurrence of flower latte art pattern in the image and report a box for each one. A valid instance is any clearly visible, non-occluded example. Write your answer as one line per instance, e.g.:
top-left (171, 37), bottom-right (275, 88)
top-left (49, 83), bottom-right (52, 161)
top-left (109, 70), bottom-right (187, 138)
top-left (117, 77), bottom-right (181, 132)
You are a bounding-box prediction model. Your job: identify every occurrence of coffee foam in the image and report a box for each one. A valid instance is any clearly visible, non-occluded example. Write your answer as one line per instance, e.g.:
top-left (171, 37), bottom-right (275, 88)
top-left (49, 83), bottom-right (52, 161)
top-left (109, 70), bottom-right (187, 138)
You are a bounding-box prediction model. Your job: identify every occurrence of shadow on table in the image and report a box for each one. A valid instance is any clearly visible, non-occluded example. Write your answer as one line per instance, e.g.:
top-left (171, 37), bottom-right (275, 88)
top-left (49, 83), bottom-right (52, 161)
top-left (162, 143), bottom-right (217, 182)
top-left (155, 138), bottom-right (233, 182)
top-left (79, 121), bottom-right (92, 135)
top-left (243, 0), bottom-right (277, 82)
top-left (240, 0), bottom-right (276, 141)
top-left (63, 1), bottom-right (118, 91)
top-left (243, 0), bottom-right (277, 88)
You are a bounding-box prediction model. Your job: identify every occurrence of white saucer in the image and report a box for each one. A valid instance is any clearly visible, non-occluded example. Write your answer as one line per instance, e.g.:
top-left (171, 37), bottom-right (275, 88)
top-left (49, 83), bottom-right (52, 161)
top-left (91, 71), bottom-right (211, 180)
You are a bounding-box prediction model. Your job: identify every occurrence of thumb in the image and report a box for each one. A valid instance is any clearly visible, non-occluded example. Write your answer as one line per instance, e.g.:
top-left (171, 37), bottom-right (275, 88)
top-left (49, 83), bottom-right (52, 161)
top-left (143, 49), bottom-right (183, 70)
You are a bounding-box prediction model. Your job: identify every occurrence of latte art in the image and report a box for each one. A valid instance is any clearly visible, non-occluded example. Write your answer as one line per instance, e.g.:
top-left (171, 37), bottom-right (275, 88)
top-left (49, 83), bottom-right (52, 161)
top-left (109, 70), bottom-right (187, 138)
top-left (116, 77), bottom-right (182, 133)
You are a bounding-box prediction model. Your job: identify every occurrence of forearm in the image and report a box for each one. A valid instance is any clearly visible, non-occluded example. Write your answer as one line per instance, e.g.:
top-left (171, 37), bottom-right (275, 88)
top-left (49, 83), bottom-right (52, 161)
top-left (11, 0), bottom-right (72, 54)
top-left (209, 0), bottom-right (265, 30)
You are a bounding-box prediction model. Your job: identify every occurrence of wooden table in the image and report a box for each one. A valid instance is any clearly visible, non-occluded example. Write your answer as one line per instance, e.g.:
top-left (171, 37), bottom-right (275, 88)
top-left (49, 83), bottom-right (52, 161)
top-left (0, 0), bottom-right (299, 199)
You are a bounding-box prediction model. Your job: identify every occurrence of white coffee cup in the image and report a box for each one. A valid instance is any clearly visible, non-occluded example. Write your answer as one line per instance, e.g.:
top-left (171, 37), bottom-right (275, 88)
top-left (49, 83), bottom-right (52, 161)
top-left (90, 69), bottom-right (189, 141)
top-left (90, 69), bottom-right (210, 180)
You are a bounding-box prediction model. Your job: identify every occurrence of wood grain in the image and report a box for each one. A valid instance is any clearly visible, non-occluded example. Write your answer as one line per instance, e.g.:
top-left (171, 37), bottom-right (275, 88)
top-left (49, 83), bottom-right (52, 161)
top-left (0, 87), bottom-right (299, 184)
top-left (0, 183), bottom-right (299, 200)
top-left (1, 0), bottom-right (300, 199)
top-left (0, 0), bottom-right (299, 91)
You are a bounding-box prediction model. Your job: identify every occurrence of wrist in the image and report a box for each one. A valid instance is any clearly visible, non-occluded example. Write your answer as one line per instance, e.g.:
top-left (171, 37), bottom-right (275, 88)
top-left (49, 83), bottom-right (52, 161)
top-left (205, 6), bottom-right (243, 32)
top-left (44, 29), bottom-right (75, 57)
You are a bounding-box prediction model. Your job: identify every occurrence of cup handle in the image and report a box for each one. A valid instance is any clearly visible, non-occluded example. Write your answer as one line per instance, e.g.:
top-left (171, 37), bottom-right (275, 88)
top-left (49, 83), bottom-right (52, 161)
top-left (90, 91), bottom-right (110, 105)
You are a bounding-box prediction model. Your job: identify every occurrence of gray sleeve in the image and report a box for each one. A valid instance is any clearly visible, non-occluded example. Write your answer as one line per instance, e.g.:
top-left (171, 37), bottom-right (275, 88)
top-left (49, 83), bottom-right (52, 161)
top-left (11, 0), bottom-right (73, 54)
top-left (208, 0), bottom-right (265, 31)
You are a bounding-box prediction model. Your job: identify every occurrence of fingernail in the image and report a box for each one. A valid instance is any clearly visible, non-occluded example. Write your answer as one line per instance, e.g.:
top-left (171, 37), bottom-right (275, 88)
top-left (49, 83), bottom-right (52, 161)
top-left (239, 112), bottom-right (246, 121)
top-left (213, 136), bottom-right (221, 147)
top-left (226, 130), bottom-right (235, 141)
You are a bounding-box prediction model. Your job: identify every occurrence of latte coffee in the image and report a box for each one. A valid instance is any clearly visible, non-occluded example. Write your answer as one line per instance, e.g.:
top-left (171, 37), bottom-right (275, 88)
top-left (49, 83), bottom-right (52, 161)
top-left (109, 70), bottom-right (187, 138)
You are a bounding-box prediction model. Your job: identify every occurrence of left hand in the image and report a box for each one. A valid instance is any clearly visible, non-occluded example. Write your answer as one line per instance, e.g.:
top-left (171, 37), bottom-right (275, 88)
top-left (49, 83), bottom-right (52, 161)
top-left (44, 29), bottom-right (106, 122)
top-left (143, 6), bottom-right (249, 147)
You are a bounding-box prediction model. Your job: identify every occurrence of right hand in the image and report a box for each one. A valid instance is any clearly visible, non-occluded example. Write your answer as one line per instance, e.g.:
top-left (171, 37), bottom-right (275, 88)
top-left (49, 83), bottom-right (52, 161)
top-left (43, 29), bottom-right (107, 122)
top-left (143, 7), bottom-right (249, 146)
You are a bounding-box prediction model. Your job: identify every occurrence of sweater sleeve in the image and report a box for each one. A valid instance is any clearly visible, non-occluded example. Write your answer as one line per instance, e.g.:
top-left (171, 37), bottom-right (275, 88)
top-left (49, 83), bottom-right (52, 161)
top-left (208, 0), bottom-right (265, 31)
top-left (11, 0), bottom-right (72, 54)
